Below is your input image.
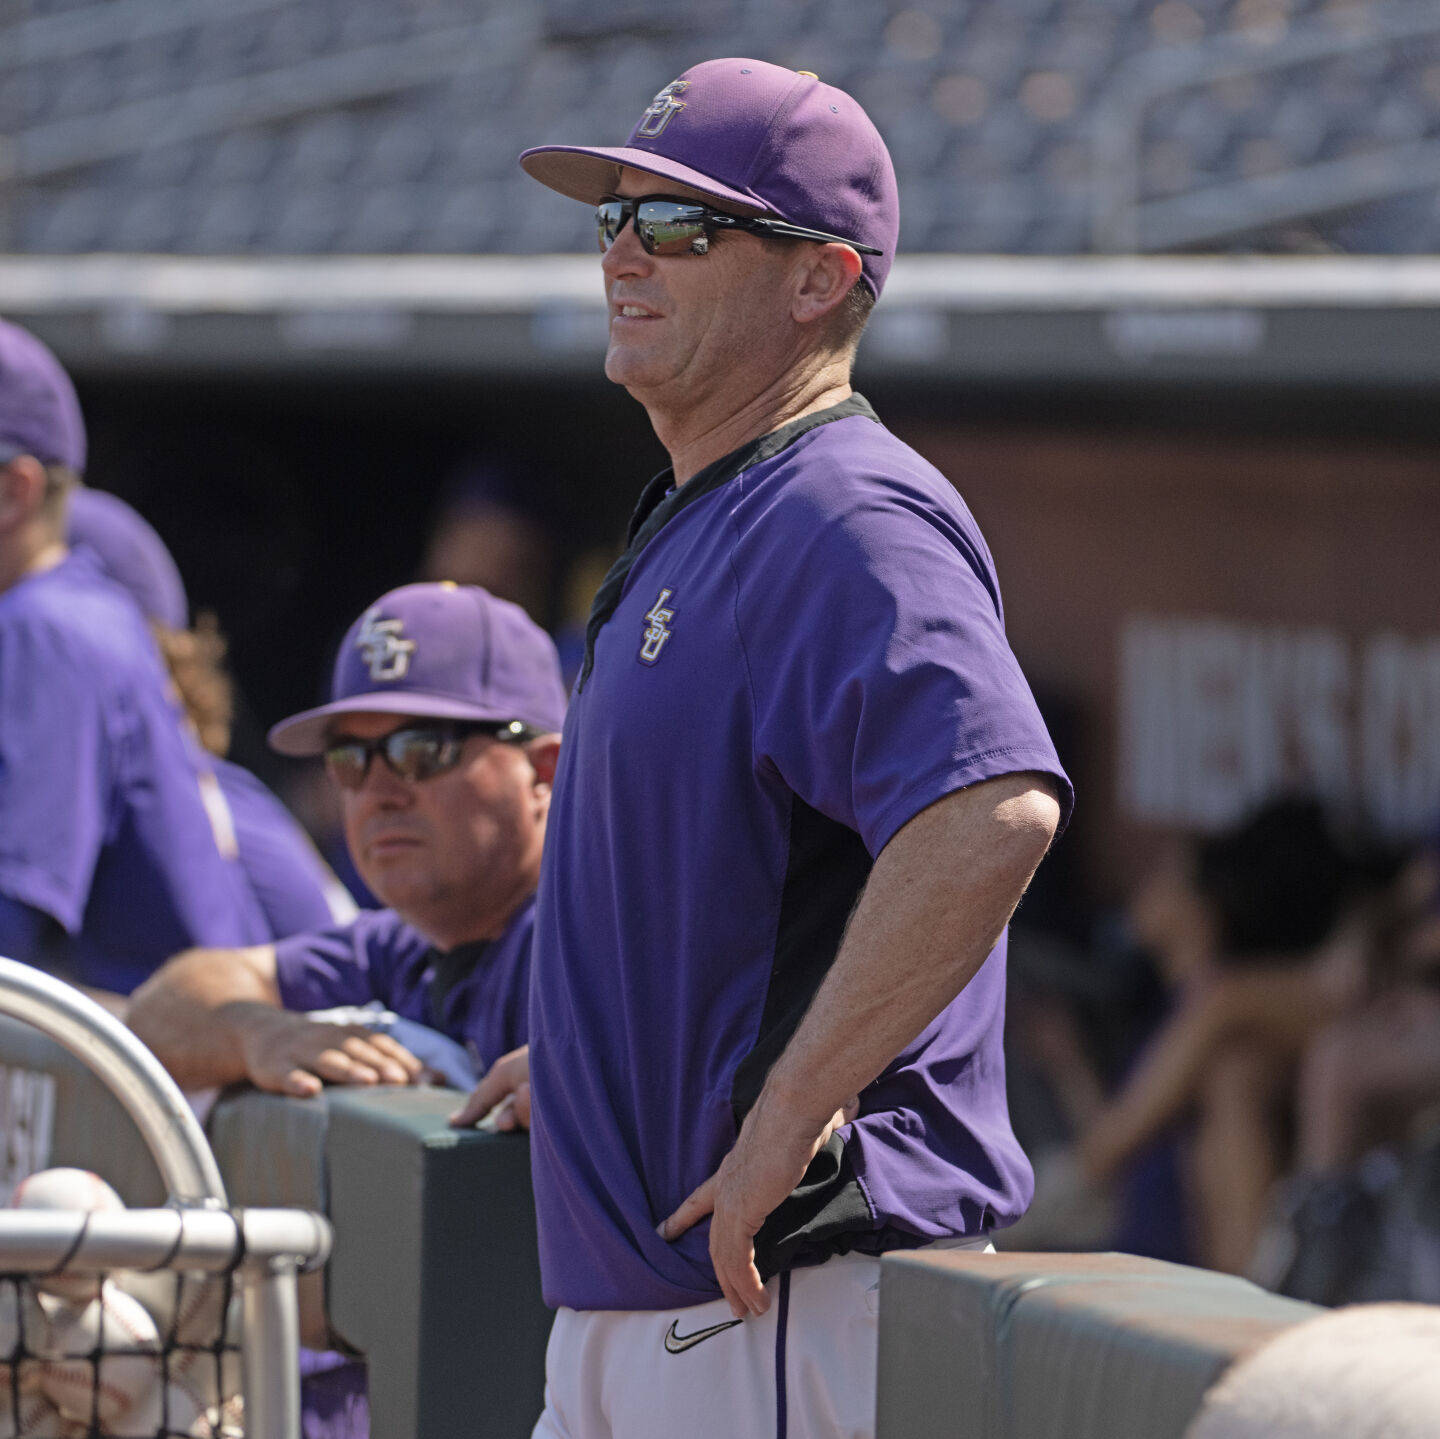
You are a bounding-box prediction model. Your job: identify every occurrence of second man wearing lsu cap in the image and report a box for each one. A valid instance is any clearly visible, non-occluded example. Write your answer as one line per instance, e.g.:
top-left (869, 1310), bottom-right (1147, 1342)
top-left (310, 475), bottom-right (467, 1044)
top-left (471, 58), bottom-right (1073, 1437)
top-left (128, 580), bottom-right (565, 1114)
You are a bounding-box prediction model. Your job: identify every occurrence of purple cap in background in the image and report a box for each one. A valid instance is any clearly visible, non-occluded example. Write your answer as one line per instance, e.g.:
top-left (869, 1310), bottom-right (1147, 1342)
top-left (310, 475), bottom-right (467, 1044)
top-left (0, 320), bottom-right (87, 473)
top-left (268, 582), bottom-right (568, 756)
top-left (520, 58), bottom-right (899, 299)
top-left (67, 488), bottom-right (189, 631)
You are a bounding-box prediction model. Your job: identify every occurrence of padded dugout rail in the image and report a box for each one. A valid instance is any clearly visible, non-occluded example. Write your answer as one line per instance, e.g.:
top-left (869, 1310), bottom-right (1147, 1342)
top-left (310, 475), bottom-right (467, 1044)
top-left (875, 1250), bottom-right (1321, 1439)
top-left (0, 1013), bottom-right (549, 1439)
top-left (210, 1086), bottom-right (552, 1439)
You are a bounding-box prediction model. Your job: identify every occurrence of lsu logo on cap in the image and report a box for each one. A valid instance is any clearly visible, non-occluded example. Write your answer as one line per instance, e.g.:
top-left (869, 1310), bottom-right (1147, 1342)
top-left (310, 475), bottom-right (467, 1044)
top-left (640, 589), bottom-right (675, 664)
top-left (637, 80), bottom-right (688, 138)
top-left (356, 608), bottom-right (416, 682)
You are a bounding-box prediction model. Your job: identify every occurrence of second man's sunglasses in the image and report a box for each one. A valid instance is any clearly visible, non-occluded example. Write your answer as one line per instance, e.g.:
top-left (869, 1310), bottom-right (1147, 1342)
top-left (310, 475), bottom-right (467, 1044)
top-left (323, 720), bottom-right (537, 790)
top-left (597, 194), bottom-right (883, 258)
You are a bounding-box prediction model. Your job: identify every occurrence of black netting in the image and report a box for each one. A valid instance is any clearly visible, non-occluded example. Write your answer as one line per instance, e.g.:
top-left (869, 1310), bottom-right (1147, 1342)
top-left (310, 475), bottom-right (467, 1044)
top-left (0, 1265), bottom-right (244, 1438)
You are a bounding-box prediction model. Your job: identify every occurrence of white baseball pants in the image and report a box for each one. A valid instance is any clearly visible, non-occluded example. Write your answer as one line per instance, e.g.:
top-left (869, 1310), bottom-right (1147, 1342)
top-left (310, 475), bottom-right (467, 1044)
top-left (532, 1237), bottom-right (993, 1439)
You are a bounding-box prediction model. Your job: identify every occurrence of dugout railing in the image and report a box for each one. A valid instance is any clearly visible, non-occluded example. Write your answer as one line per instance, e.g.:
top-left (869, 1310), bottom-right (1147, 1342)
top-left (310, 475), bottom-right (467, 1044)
top-left (0, 994), bottom-right (550, 1439)
top-left (0, 958), bottom-right (332, 1439)
top-left (0, 961), bottom-right (1342, 1438)
top-left (876, 1249), bottom-right (1323, 1439)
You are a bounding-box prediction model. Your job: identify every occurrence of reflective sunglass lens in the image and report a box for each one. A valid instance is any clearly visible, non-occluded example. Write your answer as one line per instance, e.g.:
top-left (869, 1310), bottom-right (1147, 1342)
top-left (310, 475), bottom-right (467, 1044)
top-left (322, 727), bottom-right (466, 788)
top-left (595, 199), bottom-right (713, 256)
top-left (596, 201), bottom-right (626, 252)
top-left (637, 201), bottom-right (709, 255)
top-left (387, 730), bottom-right (452, 782)
top-left (323, 743), bottom-right (368, 789)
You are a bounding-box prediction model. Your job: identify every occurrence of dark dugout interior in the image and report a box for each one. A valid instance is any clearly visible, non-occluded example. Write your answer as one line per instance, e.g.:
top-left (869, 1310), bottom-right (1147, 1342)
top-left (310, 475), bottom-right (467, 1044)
top-left (75, 369), bottom-right (1440, 823)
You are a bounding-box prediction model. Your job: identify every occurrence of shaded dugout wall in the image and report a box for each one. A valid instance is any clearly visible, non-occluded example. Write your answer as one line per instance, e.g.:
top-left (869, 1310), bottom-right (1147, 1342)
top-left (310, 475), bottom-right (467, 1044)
top-left (70, 370), bottom-right (1440, 922)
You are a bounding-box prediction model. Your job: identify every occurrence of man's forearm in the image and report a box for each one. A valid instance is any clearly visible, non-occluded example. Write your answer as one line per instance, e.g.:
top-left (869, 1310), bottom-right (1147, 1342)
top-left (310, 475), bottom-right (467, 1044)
top-left (756, 773), bottom-right (1062, 1135)
top-left (671, 771), bottom-right (1064, 1317)
top-left (126, 946), bottom-right (280, 1091)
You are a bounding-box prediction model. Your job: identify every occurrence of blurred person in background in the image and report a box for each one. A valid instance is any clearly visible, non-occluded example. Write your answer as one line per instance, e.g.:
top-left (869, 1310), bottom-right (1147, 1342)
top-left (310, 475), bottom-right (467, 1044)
top-left (66, 485), bottom-right (357, 941)
top-left (0, 320), bottom-right (259, 993)
top-left (417, 454), bottom-right (627, 688)
top-left (551, 545), bottom-right (622, 690)
top-left (418, 455), bottom-right (558, 626)
top-left (272, 451), bottom-right (585, 900)
top-left (1012, 798), bottom-right (1386, 1275)
top-left (1256, 839), bottom-right (1440, 1305)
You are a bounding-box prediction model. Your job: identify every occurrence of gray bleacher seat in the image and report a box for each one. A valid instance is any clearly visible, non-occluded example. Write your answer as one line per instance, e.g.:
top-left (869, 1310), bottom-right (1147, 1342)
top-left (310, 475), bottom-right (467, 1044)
top-left (268, 184), bottom-right (347, 253)
top-left (429, 186), bottom-right (499, 251)
top-left (4, 0), bottom-right (1439, 256)
top-left (345, 183), bottom-right (426, 253)
top-left (114, 188), bottom-right (184, 251)
top-left (27, 186), bottom-right (103, 251)
top-left (190, 185), bottom-right (265, 253)
top-left (211, 129), bottom-right (276, 185)
top-left (288, 113), bottom-right (358, 183)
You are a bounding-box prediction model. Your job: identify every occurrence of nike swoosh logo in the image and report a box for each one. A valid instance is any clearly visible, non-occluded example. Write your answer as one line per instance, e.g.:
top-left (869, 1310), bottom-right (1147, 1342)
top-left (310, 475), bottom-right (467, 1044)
top-left (663, 1318), bottom-right (743, 1354)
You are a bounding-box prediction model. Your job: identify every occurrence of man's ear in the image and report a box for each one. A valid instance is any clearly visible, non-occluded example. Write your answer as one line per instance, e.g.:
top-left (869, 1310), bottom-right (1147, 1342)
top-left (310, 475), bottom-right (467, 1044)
top-left (526, 734), bottom-right (562, 789)
top-left (0, 456), bottom-right (47, 533)
top-left (791, 243), bottom-right (864, 327)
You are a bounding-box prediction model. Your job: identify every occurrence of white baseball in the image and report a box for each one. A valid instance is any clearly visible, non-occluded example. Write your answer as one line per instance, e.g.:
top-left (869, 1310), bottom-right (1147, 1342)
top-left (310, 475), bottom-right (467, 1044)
top-left (35, 1282), bottom-right (163, 1435)
top-left (9, 1169), bottom-right (125, 1305)
top-left (114, 1271), bottom-right (242, 1406)
top-left (0, 1388), bottom-right (70, 1439)
top-left (0, 1277), bottom-right (51, 1398)
top-left (159, 1381), bottom-right (243, 1438)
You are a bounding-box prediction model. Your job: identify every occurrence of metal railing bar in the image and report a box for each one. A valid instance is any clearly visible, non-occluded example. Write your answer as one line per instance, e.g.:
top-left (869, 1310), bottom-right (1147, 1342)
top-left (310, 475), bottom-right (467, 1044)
top-left (0, 1208), bottom-right (329, 1277)
top-left (0, 960), bottom-right (225, 1205)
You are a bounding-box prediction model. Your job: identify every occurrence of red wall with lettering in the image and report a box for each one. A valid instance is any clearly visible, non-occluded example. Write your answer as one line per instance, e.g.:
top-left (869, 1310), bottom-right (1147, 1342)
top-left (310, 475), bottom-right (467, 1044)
top-left (889, 422), bottom-right (1440, 903)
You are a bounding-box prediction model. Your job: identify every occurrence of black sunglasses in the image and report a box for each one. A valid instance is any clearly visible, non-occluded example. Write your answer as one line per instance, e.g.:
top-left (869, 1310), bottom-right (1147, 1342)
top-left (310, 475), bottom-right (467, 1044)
top-left (323, 720), bottom-right (538, 790)
top-left (596, 194), bottom-right (883, 258)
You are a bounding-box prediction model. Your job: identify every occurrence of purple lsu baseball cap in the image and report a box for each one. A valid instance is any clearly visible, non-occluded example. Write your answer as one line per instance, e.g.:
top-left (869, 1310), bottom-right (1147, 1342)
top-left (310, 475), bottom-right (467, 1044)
top-left (67, 488), bottom-right (189, 631)
top-left (268, 582), bottom-right (568, 757)
top-left (520, 58), bottom-right (899, 299)
top-left (0, 320), bottom-right (87, 473)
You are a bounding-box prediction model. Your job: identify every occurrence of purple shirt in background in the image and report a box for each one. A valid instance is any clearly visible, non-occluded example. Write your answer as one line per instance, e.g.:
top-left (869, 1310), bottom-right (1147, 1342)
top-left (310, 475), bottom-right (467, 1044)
top-left (279, 900), bottom-right (534, 1439)
top-left (531, 395), bottom-right (1072, 1312)
top-left (274, 900), bottom-right (533, 1072)
top-left (0, 552), bottom-right (258, 993)
top-left (213, 758), bottom-right (355, 940)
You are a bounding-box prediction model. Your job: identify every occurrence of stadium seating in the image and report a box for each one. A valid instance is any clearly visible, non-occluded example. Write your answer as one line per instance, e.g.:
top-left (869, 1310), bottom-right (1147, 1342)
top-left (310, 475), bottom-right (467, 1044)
top-left (5, 0), bottom-right (1440, 258)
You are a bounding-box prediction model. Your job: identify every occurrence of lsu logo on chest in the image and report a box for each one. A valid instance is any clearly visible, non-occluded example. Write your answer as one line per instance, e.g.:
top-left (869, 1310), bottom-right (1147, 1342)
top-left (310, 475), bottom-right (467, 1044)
top-left (639, 588), bottom-right (675, 664)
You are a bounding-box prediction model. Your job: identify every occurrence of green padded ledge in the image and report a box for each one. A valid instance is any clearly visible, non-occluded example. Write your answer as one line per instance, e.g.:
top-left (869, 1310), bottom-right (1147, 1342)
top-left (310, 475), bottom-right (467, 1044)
top-left (876, 1249), bottom-right (1321, 1439)
top-left (0, 1018), bottom-right (552, 1435)
top-left (211, 1085), bottom-right (551, 1439)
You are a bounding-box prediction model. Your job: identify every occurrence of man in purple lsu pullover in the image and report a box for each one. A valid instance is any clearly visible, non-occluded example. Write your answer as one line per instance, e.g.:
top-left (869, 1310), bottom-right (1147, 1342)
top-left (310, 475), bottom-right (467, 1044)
top-left (474, 58), bottom-right (1073, 1438)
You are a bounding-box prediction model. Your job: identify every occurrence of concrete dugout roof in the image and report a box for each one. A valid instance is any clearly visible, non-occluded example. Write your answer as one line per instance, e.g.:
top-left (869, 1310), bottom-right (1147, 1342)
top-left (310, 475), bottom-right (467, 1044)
top-left (4, 254), bottom-right (1440, 384)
